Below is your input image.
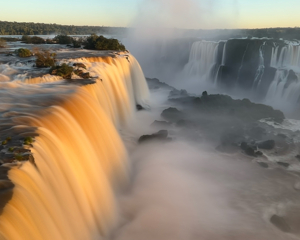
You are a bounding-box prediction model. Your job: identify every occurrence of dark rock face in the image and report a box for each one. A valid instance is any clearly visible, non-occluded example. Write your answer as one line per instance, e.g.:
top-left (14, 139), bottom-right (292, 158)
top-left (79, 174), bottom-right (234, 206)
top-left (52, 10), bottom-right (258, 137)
top-left (240, 142), bottom-right (258, 157)
top-left (270, 215), bottom-right (292, 233)
top-left (161, 107), bottom-right (184, 122)
top-left (285, 69), bottom-right (298, 88)
top-left (146, 78), bottom-right (175, 90)
top-left (258, 140), bottom-right (275, 150)
top-left (257, 162), bottom-right (268, 168)
top-left (245, 147), bottom-right (256, 157)
top-left (73, 63), bottom-right (87, 69)
top-left (136, 104), bottom-right (144, 111)
top-left (0, 167), bottom-right (14, 214)
top-left (277, 162), bottom-right (290, 168)
top-left (138, 130), bottom-right (169, 144)
top-left (212, 39), bottom-right (287, 98)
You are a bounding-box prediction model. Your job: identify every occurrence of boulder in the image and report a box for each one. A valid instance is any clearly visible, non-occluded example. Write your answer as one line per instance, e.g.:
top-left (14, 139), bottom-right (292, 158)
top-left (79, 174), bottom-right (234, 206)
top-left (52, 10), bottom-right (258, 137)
top-left (245, 147), bottom-right (256, 157)
top-left (161, 107), bottom-right (184, 122)
top-left (81, 72), bottom-right (90, 79)
top-left (138, 130), bottom-right (169, 144)
top-left (257, 162), bottom-right (268, 168)
top-left (270, 215), bottom-right (291, 233)
top-left (258, 140), bottom-right (275, 150)
top-left (255, 151), bottom-right (263, 156)
top-left (277, 162), bottom-right (290, 168)
top-left (136, 104), bottom-right (144, 111)
top-left (73, 63), bottom-right (87, 69)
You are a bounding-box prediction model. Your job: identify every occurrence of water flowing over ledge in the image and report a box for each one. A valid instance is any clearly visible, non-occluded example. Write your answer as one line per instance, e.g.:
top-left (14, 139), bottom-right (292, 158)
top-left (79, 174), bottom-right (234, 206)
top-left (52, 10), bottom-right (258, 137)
top-left (0, 53), bottom-right (149, 240)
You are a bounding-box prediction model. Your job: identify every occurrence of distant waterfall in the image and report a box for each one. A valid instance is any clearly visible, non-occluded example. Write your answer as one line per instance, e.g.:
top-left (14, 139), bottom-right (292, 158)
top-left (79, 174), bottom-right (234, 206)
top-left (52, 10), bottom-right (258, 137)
top-left (0, 54), bottom-right (149, 240)
top-left (267, 43), bottom-right (300, 103)
top-left (270, 44), bottom-right (300, 69)
top-left (183, 41), bottom-right (220, 81)
top-left (179, 38), bottom-right (300, 104)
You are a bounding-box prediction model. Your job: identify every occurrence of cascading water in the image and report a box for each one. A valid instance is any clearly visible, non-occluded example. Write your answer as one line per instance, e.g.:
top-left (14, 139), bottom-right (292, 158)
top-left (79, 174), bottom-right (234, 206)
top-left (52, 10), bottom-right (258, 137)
top-left (183, 41), bottom-right (219, 82)
top-left (252, 42), bottom-right (266, 88)
top-left (267, 43), bottom-right (300, 104)
top-left (0, 53), bottom-right (149, 240)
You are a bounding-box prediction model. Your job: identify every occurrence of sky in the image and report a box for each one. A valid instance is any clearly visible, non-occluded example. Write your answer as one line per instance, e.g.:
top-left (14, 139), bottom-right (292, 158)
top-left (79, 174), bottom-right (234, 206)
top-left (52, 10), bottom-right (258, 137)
top-left (0, 0), bottom-right (299, 29)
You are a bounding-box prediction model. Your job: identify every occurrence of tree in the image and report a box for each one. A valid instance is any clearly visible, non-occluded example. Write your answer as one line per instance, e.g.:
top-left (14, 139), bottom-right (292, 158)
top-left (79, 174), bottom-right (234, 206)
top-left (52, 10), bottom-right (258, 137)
top-left (34, 49), bottom-right (56, 68)
top-left (83, 34), bottom-right (126, 51)
top-left (16, 48), bottom-right (32, 57)
top-left (53, 35), bottom-right (73, 44)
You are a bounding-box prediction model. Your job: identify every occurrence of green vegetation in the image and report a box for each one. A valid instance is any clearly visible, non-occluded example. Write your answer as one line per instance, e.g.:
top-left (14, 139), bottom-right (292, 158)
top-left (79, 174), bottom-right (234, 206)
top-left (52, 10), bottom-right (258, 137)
top-left (2, 140), bottom-right (7, 145)
top-left (50, 63), bottom-right (74, 79)
top-left (0, 21), bottom-right (126, 36)
top-left (84, 34), bottom-right (126, 51)
top-left (0, 38), bottom-right (6, 48)
top-left (16, 48), bottom-right (32, 57)
top-left (14, 154), bottom-right (24, 161)
top-left (35, 49), bottom-right (56, 68)
top-left (21, 35), bottom-right (45, 44)
top-left (72, 39), bottom-right (82, 48)
top-left (24, 137), bottom-right (33, 145)
top-left (8, 147), bottom-right (14, 152)
top-left (53, 35), bottom-right (73, 44)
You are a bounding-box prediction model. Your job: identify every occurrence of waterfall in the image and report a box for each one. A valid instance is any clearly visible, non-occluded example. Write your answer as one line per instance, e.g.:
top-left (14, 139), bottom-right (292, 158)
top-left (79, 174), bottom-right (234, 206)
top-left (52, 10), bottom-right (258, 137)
top-left (236, 43), bottom-right (249, 84)
top-left (0, 54), bottom-right (149, 240)
top-left (253, 42), bottom-right (266, 88)
top-left (267, 43), bottom-right (300, 104)
top-left (183, 41), bottom-right (220, 82)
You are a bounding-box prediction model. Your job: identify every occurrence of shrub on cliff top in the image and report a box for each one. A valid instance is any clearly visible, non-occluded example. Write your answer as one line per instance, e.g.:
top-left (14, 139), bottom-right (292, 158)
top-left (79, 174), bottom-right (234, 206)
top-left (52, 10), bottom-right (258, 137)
top-left (22, 35), bottom-right (45, 44)
top-left (17, 48), bottom-right (32, 57)
top-left (83, 34), bottom-right (126, 51)
top-left (34, 49), bottom-right (56, 68)
top-left (53, 35), bottom-right (73, 44)
top-left (50, 63), bottom-right (73, 79)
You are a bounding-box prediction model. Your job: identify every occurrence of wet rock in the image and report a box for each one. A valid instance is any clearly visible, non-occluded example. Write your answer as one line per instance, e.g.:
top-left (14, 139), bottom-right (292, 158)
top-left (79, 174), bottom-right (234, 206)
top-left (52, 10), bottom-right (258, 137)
top-left (161, 107), bottom-right (184, 122)
top-left (295, 155), bottom-right (300, 160)
top-left (240, 142), bottom-right (257, 157)
top-left (245, 147), bottom-right (256, 157)
top-left (146, 78), bottom-right (174, 90)
top-left (255, 151), bottom-right (263, 156)
top-left (81, 72), bottom-right (90, 79)
top-left (138, 130), bottom-right (169, 144)
top-left (136, 104), bottom-right (144, 111)
top-left (73, 63), bottom-right (87, 69)
top-left (240, 142), bottom-right (248, 151)
top-left (257, 162), bottom-right (268, 168)
top-left (270, 215), bottom-right (291, 233)
top-left (276, 162), bottom-right (290, 168)
top-left (257, 140), bottom-right (275, 150)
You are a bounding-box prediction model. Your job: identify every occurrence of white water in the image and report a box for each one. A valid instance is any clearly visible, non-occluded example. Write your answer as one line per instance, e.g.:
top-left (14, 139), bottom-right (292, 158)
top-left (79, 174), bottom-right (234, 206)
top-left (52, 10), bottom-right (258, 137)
top-left (253, 42), bottom-right (266, 88)
top-left (183, 41), bottom-right (219, 82)
top-left (267, 43), bottom-right (300, 105)
top-left (0, 54), bottom-right (149, 240)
